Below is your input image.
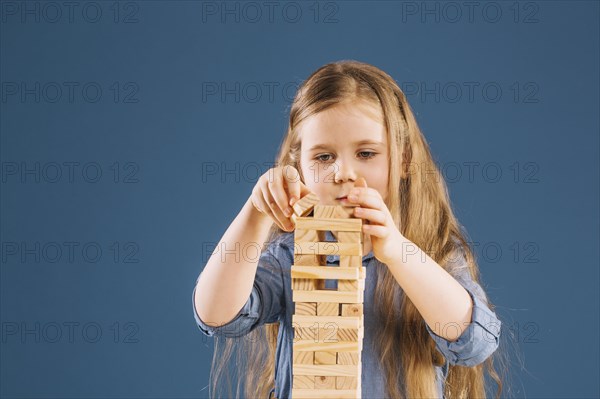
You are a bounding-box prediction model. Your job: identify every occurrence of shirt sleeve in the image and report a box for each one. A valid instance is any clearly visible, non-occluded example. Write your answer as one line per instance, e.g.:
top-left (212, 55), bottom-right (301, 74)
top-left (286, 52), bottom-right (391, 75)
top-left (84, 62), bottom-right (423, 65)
top-left (424, 247), bottom-right (502, 367)
top-left (192, 240), bottom-right (286, 338)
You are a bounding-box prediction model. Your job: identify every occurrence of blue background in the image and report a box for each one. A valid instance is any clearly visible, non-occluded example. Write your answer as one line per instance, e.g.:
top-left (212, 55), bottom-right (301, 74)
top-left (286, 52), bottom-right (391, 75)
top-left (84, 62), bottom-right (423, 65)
top-left (1, 1), bottom-right (598, 398)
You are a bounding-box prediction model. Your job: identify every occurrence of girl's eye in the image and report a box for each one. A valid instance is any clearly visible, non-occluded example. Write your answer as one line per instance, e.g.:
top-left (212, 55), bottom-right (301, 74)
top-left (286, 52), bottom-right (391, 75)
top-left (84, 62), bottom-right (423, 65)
top-left (358, 151), bottom-right (376, 159)
top-left (315, 152), bottom-right (376, 162)
top-left (315, 154), bottom-right (333, 162)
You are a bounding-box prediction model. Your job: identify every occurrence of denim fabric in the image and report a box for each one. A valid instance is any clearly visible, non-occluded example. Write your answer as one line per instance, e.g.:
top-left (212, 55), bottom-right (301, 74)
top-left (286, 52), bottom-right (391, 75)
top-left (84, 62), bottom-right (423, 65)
top-left (192, 231), bottom-right (501, 398)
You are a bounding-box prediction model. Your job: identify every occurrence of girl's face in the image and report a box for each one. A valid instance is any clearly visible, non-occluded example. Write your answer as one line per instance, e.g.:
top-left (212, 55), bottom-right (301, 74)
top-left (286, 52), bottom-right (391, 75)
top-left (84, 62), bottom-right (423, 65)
top-left (298, 100), bottom-right (390, 208)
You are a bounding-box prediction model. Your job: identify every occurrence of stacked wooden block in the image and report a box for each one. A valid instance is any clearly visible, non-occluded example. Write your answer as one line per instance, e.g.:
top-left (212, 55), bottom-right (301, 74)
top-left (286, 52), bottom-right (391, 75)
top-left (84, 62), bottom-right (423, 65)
top-left (289, 193), bottom-right (365, 399)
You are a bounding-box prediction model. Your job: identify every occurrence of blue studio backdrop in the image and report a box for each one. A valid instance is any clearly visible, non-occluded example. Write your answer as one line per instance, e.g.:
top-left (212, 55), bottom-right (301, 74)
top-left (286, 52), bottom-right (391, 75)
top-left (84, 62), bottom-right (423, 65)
top-left (1, 1), bottom-right (598, 398)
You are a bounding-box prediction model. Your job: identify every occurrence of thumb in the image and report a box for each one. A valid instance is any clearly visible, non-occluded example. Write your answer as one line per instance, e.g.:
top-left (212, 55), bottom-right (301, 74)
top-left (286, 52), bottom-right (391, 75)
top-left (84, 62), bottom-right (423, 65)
top-left (354, 176), bottom-right (368, 188)
top-left (290, 181), bottom-right (313, 206)
top-left (285, 166), bottom-right (314, 206)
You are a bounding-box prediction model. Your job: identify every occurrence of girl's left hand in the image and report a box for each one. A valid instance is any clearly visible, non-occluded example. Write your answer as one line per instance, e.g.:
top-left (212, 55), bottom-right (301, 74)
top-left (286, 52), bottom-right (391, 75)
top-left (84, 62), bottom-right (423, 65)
top-left (347, 177), bottom-right (404, 266)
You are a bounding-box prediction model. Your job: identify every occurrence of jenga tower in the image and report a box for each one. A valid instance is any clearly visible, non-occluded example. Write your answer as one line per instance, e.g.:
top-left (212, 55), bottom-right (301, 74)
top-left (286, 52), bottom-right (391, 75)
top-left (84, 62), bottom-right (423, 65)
top-left (289, 193), bottom-right (365, 399)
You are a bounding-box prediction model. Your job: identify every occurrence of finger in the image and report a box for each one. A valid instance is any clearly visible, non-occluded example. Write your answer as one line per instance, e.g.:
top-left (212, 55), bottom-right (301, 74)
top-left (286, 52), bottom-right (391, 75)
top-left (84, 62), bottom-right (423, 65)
top-left (354, 176), bottom-right (368, 188)
top-left (283, 165), bottom-right (301, 206)
top-left (261, 176), bottom-right (294, 231)
top-left (253, 192), bottom-right (283, 230)
top-left (284, 166), bottom-right (313, 206)
top-left (253, 186), bottom-right (273, 218)
top-left (259, 178), bottom-right (292, 231)
top-left (348, 177), bottom-right (375, 206)
top-left (250, 195), bottom-right (264, 214)
top-left (269, 168), bottom-right (294, 218)
top-left (353, 207), bottom-right (388, 226)
top-left (362, 224), bottom-right (389, 238)
top-left (348, 189), bottom-right (383, 210)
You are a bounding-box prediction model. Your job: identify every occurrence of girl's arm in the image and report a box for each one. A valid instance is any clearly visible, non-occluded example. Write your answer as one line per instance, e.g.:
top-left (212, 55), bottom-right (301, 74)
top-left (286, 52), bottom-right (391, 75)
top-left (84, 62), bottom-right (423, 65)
top-left (387, 237), bottom-right (475, 342)
top-left (194, 197), bottom-right (273, 327)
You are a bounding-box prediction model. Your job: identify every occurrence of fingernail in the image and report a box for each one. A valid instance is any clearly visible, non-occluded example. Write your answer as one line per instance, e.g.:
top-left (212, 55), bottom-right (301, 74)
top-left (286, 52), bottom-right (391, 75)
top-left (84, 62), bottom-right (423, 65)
top-left (284, 208), bottom-right (291, 217)
top-left (289, 197), bottom-right (296, 206)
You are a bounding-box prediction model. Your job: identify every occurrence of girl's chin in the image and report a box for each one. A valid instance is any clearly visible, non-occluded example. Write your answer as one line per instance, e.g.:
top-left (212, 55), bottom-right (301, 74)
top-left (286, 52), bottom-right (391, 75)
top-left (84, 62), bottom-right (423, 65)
top-left (336, 198), bottom-right (360, 207)
top-left (335, 206), bottom-right (357, 218)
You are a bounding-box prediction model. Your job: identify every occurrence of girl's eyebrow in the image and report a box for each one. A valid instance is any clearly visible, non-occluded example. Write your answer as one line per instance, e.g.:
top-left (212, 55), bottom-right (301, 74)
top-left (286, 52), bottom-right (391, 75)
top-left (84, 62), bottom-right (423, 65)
top-left (308, 140), bottom-right (385, 151)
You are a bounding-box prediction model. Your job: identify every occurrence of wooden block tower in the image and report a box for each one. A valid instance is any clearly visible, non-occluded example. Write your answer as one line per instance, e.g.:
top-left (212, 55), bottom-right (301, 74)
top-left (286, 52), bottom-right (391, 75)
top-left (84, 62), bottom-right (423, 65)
top-left (289, 193), bottom-right (365, 399)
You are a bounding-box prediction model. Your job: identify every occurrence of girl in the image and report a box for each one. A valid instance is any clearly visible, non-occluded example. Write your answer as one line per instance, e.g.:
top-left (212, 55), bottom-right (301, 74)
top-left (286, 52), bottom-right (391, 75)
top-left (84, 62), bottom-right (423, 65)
top-left (193, 60), bottom-right (505, 399)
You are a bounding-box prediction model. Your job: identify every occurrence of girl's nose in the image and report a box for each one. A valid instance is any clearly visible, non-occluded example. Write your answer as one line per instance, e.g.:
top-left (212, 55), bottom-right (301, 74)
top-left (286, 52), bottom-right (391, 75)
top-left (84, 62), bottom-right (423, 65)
top-left (333, 160), bottom-right (357, 183)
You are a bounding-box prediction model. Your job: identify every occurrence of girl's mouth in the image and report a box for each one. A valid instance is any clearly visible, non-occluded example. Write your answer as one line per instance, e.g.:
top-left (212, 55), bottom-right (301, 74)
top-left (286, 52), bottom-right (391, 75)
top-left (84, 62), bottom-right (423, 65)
top-left (337, 196), bottom-right (358, 206)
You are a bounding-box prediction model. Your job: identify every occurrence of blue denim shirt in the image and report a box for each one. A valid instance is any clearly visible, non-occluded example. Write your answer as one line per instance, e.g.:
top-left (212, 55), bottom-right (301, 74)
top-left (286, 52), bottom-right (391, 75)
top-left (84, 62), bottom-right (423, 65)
top-left (192, 231), bottom-right (501, 399)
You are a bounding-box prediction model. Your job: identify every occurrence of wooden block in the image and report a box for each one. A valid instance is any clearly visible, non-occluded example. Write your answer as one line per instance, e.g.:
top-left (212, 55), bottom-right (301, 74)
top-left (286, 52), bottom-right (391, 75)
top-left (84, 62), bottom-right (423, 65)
top-left (337, 328), bottom-right (361, 341)
top-left (336, 376), bottom-right (358, 390)
top-left (294, 340), bottom-right (361, 352)
top-left (292, 364), bottom-right (357, 377)
top-left (295, 242), bottom-right (362, 256)
top-left (295, 228), bottom-right (322, 242)
top-left (294, 229), bottom-right (325, 268)
top-left (315, 351), bottom-right (337, 365)
top-left (295, 302), bottom-right (317, 315)
top-left (295, 217), bottom-right (362, 232)
top-left (313, 205), bottom-right (343, 219)
top-left (293, 278), bottom-right (317, 291)
top-left (338, 278), bottom-right (365, 291)
top-left (292, 375), bottom-right (315, 389)
top-left (292, 315), bottom-right (361, 329)
top-left (317, 302), bottom-right (339, 316)
top-left (291, 388), bottom-right (359, 399)
top-left (293, 289), bottom-right (363, 303)
top-left (338, 351), bottom-right (360, 365)
top-left (341, 304), bottom-right (363, 317)
top-left (333, 205), bottom-right (359, 220)
top-left (294, 229), bottom-right (326, 290)
top-left (340, 255), bottom-right (363, 268)
top-left (314, 375), bottom-right (336, 389)
top-left (337, 351), bottom-right (361, 389)
top-left (337, 231), bottom-right (362, 243)
top-left (293, 326), bottom-right (316, 341)
top-left (292, 193), bottom-right (319, 218)
top-left (294, 326), bottom-right (343, 342)
top-left (293, 350), bottom-right (314, 364)
top-left (291, 265), bottom-right (364, 280)
top-left (291, 200), bottom-right (366, 397)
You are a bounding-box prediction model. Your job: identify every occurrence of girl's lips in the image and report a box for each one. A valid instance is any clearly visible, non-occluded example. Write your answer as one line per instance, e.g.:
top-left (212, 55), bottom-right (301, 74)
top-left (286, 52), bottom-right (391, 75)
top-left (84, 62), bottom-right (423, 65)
top-left (337, 197), bottom-right (358, 206)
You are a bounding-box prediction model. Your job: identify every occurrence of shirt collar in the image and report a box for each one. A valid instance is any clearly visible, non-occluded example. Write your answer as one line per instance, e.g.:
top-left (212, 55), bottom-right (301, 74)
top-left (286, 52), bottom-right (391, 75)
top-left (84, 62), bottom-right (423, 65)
top-left (324, 230), bottom-right (375, 264)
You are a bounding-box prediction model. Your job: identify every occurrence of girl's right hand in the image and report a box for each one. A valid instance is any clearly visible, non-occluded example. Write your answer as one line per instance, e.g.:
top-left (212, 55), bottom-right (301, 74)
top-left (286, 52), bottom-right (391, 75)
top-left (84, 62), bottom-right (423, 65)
top-left (250, 165), bottom-right (313, 232)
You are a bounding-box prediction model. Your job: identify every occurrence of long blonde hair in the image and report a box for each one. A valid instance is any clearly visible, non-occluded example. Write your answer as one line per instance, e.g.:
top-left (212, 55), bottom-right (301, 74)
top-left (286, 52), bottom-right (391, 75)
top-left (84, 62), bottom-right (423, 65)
top-left (205, 60), bottom-right (511, 399)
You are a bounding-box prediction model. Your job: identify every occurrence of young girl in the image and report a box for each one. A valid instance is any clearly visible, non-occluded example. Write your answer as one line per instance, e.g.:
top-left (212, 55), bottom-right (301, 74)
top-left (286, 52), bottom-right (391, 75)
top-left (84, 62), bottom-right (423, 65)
top-left (193, 60), bottom-right (505, 399)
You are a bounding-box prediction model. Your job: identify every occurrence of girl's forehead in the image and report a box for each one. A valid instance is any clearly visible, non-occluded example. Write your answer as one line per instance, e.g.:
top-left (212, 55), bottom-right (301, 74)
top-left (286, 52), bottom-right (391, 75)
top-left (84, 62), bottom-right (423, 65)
top-left (322, 100), bottom-right (383, 122)
top-left (298, 101), bottom-right (387, 147)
